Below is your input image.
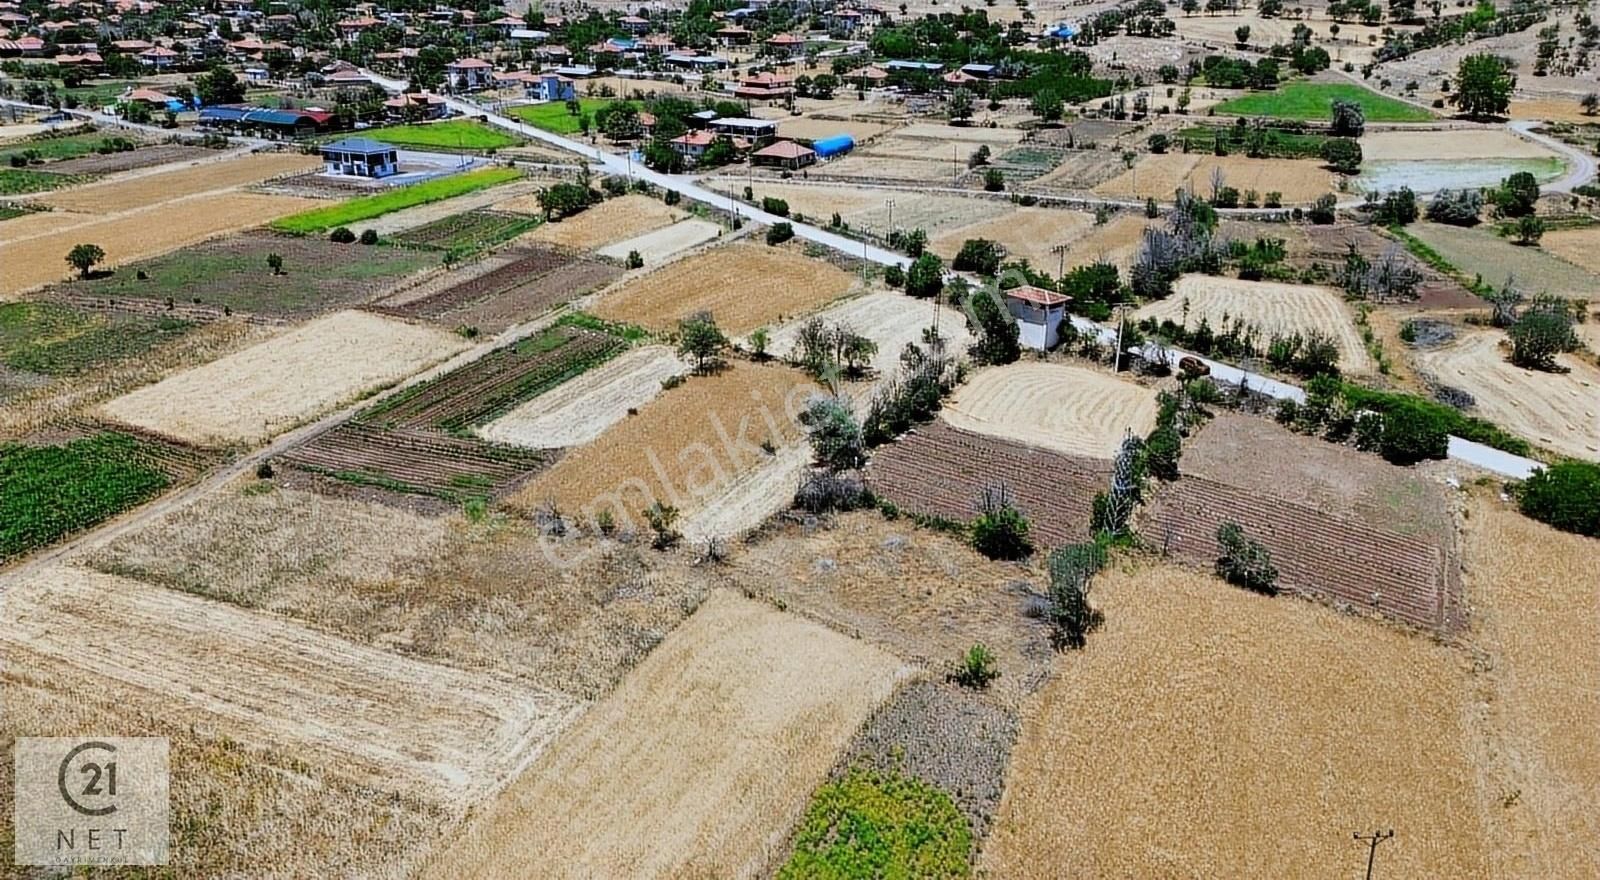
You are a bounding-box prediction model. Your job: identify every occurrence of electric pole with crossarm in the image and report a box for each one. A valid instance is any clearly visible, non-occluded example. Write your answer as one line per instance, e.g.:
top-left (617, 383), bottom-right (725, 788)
top-left (1353, 829), bottom-right (1394, 880)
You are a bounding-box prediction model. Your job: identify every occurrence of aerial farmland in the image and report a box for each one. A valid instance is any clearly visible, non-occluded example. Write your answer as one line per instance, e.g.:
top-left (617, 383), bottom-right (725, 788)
top-left (1, 0), bottom-right (1598, 875)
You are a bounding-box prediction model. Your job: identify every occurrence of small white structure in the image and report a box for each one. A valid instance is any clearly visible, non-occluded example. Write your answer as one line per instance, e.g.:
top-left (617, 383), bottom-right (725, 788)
top-left (320, 137), bottom-right (398, 178)
top-left (1003, 285), bottom-right (1071, 350)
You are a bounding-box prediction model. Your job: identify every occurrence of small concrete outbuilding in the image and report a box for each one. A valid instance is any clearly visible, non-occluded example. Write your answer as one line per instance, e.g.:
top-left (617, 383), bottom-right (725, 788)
top-left (1003, 285), bottom-right (1071, 350)
top-left (320, 137), bottom-right (398, 178)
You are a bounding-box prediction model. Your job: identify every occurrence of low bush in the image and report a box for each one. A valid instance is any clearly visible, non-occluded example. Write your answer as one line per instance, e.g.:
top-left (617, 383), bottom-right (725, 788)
top-left (949, 643), bottom-right (1000, 689)
top-left (1046, 541), bottom-right (1107, 650)
top-left (766, 222), bottom-right (795, 245)
top-left (969, 484), bottom-right (1033, 560)
top-left (1517, 461), bottom-right (1600, 537)
top-left (329, 226), bottom-right (356, 243)
top-left (1215, 521), bottom-right (1278, 594)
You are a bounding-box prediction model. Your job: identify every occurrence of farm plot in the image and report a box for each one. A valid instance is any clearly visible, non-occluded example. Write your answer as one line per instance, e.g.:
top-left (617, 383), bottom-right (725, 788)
top-left (0, 191), bottom-right (323, 297)
top-left (0, 207), bottom-right (93, 240)
top-left (34, 151), bottom-right (316, 214)
top-left (1405, 221), bottom-right (1597, 299)
top-left (776, 116), bottom-right (892, 142)
top-left (430, 590), bottom-right (908, 880)
top-left (1143, 473), bottom-right (1458, 634)
top-left (48, 143), bottom-right (215, 176)
top-left (932, 207), bottom-right (1095, 269)
top-left (942, 362), bottom-right (1158, 459)
top-left (727, 508), bottom-right (1060, 708)
top-left (509, 362), bottom-right (816, 529)
top-left (1535, 224), bottom-right (1600, 277)
top-left (760, 291), bottom-right (975, 380)
top-left (1414, 330), bottom-right (1600, 460)
top-left (1137, 275), bottom-right (1374, 374)
top-left (359, 119), bottom-right (521, 151)
top-left (1094, 154), bottom-right (1335, 202)
top-left (1, 300), bottom-right (192, 378)
top-left (2, 564), bottom-right (581, 805)
top-left (868, 420), bottom-right (1109, 548)
top-left (367, 244), bottom-right (617, 333)
top-left (598, 218), bottom-right (721, 264)
top-left (591, 243), bottom-right (855, 335)
top-left (100, 310), bottom-right (469, 447)
top-left (983, 562), bottom-right (1488, 878)
top-left (823, 154), bottom-right (954, 183)
top-left (1360, 129), bottom-right (1557, 162)
top-left (1212, 81), bottom-right (1434, 122)
top-left (719, 180), bottom-right (884, 220)
top-left (516, 193), bottom-right (687, 248)
top-left (478, 345), bottom-right (685, 448)
top-left (391, 209), bottom-right (540, 258)
top-left (69, 230), bottom-right (436, 318)
top-left (1053, 212), bottom-right (1154, 275)
top-left (897, 123), bottom-right (1027, 145)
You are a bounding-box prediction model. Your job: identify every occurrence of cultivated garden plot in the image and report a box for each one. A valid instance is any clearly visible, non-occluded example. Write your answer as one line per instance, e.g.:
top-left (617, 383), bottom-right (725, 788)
top-left (1136, 275), bottom-right (1374, 374)
top-left (2, 564), bottom-right (582, 804)
top-left (941, 362), bottom-right (1158, 459)
top-left (366, 245), bottom-right (619, 333)
top-left (430, 590), bottom-right (909, 880)
top-left (983, 563), bottom-right (1489, 879)
top-left (823, 154), bottom-right (957, 184)
top-left (478, 345), bottom-right (687, 449)
top-left (1405, 221), bottom-right (1598, 299)
top-left (509, 362), bottom-right (817, 530)
top-left (517, 193), bottom-right (687, 249)
top-left (47, 143), bottom-right (216, 176)
top-left (1094, 153), bottom-right (1334, 203)
top-left (758, 291), bottom-right (975, 380)
top-left (33, 151), bottom-right (317, 214)
top-left (597, 217), bottom-right (722, 264)
top-left (99, 310), bottom-right (469, 447)
top-left (931, 207), bottom-right (1096, 269)
top-left (1414, 330), bottom-right (1600, 461)
top-left (591, 243), bottom-right (855, 335)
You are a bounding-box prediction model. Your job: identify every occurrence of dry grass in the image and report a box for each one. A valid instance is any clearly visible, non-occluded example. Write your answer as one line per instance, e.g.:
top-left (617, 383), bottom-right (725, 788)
top-left (776, 117), bottom-right (892, 141)
top-left (2, 563), bottom-right (580, 804)
top-left (517, 193), bottom-right (687, 248)
top-left (1510, 98), bottom-right (1600, 124)
top-left (509, 362), bottom-right (817, 528)
top-left (825, 154), bottom-right (955, 182)
top-left (1535, 225), bottom-right (1600, 277)
top-left (478, 344), bottom-right (686, 448)
top-left (1137, 274), bottom-right (1374, 374)
top-left (931, 207), bottom-right (1096, 269)
top-left (429, 590), bottom-right (909, 880)
top-left (591, 243), bottom-right (854, 335)
top-left (34, 152), bottom-right (317, 214)
top-left (1414, 329), bottom-right (1600, 459)
top-left (1462, 496), bottom-right (1600, 876)
top-left (0, 208), bottom-right (94, 240)
top-left (759, 291), bottom-right (975, 383)
top-left (1053, 212), bottom-right (1154, 275)
top-left (0, 191), bottom-right (324, 297)
top-left (941, 362), bottom-right (1158, 459)
top-left (1094, 154), bottom-right (1336, 202)
top-left (597, 217), bottom-right (722, 264)
top-left (99, 310), bottom-right (469, 447)
top-left (983, 561), bottom-right (1489, 878)
top-left (1361, 129), bottom-right (1556, 161)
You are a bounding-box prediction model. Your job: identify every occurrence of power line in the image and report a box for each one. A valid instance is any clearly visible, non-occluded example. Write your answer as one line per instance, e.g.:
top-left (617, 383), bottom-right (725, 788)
top-left (1353, 829), bottom-right (1394, 880)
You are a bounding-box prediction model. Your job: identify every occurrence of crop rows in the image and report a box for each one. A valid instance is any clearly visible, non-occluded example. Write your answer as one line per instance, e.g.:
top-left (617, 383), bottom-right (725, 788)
top-left (280, 422), bottom-right (551, 501)
top-left (866, 421), bottom-right (1109, 547)
top-left (1143, 475), bottom-right (1460, 634)
top-left (394, 210), bottom-right (538, 252)
top-left (0, 431), bottom-right (174, 560)
top-left (368, 245), bottom-right (575, 322)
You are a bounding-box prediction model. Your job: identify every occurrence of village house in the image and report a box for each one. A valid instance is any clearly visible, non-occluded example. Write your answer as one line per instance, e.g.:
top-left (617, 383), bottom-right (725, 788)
top-left (138, 45), bottom-right (178, 67)
top-left (764, 33), bottom-right (805, 59)
top-left (1003, 285), bottom-right (1071, 350)
top-left (751, 139), bottom-right (815, 170)
top-left (733, 71), bottom-right (793, 100)
top-left (383, 91), bottom-right (447, 120)
top-left (445, 57), bottom-right (495, 92)
top-left (319, 136), bottom-right (398, 178)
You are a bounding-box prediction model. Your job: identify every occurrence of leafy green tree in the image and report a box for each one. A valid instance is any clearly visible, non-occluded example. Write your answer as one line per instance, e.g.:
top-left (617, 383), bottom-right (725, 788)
top-left (1030, 90), bottom-right (1064, 123)
top-left (1320, 137), bottom-right (1363, 174)
top-left (948, 87), bottom-right (974, 122)
top-left (1518, 461), bottom-right (1600, 537)
top-left (1047, 542), bottom-right (1106, 650)
top-left (905, 253), bottom-right (944, 298)
top-left (537, 182), bottom-right (593, 220)
top-left (65, 243), bottom-right (105, 279)
top-left (983, 167), bottom-right (1006, 192)
top-left (970, 484), bottom-right (1033, 560)
top-left (952, 238), bottom-right (1003, 275)
top-left (1508, 306), bottom-right (1576, 370)
top-left (266, 253), bottom-right (284, 275)
top-left (195, 64), bottom-right (244, 105)
top-left (1453, 53), bottom-right (1515, 118)
top-left (1378, 399), bottom-right (1451, 464)
top-left (968, 288), bottom-right (1020, 364)
top-left (676, 313), bottom-right (728, 373)
top-left (1516, 214), bottom-right (1545, 246)
top-left (1215, 522), bottom-right (1278, 594)
top-left (1330, 99), bottom-right (1366, 136)
top-left (1493, 171), bottom-right (1540, 218)
top-left (801, 395), bottom-right (866, 471)
top-left (601, 102), bottom-right (642, 141)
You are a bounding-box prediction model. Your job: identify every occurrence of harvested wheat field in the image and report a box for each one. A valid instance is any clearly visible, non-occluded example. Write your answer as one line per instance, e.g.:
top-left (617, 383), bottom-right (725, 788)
top-left (1361, 129), bottom-right (1556, 161)
top-left (720, 180), bottom-right (885, 219)
top-left (518, 193), bottom-right (687, 248)
top-left (1055, 212), bottom-right (1154, 275)
top-left (99, 310), bottom-right (469, 447)
top-left (776, 116), bottom-right (891, 142)
top-left (591, 243), bottom-right (854, 335)
top-left (825, 155), bottom-right (954, 183)
top-left (1463, 497), bottom-right (1600, 876)
top-left (0, 208), bottom-right (94, 241)
top-left (34, 151), bottom-right (316, 214)
top-left (1094, 154), bottom-right (1334, 202)
top-left (1138, 274), bottom-right (1374, 373)
top-left (983, 562), bottom-right (1488, 878)
top-left (932, 207), bottom-right (1095, 269)
top-left (510, 362), bottom-right (816, 529)
top-left (1536, 225), bottom-right (1600, 277)
top-left (431, 590), bottom-right (908, 880)
top-left (677, 441), bottom-right (812, 542)
top-left (2, 563), bottom-right (581, 803)
top-left (0, 191), bottom-right (323, 297)
top-left (942, 362), bottom-right (1157, 459)
top-left (1415, 330), bottom-right (1600, 460)
top-left (761, 291), bottom-right (975, 380)
top-left (478, 345), bottom-right (686, 448)
top-left (598, 217), bottom-right (722, 264)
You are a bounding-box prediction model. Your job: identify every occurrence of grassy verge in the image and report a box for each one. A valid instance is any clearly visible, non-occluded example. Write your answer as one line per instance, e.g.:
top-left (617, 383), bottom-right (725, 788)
top-left (0, 432), bottom-right (172, 560)
top-left (0, 130), bottom-right (121, 164)
top-left (0, 167), bottom-right (92, 195)
top-left (776, 768), bottom-right (972, 879)
top-left (1384, 224), bottom-right (1492, 296)
top-left (270, 166), bottom-right (522, 234)
top-left (1339, 381), bottom-right (1533, 457)
top-left (358, 119), bottom-right (521, 151)
top-left (1215, 82), bottom-right (1433, 122)
top-left (509, 98), bottom-right (619, 135)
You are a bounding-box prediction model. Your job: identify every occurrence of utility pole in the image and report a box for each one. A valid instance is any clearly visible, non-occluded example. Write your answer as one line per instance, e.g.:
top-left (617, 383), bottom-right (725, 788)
top-left (1112, 303), bottom-right (1129, 372)
top-left (885, 198), bottom-right (894, 234)
top-left (1353, 829), bottom-right (1394, 880)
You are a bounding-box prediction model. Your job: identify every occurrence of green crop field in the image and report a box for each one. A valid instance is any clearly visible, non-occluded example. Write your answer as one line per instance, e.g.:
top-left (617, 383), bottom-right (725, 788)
top-left (360, 119), bottom-right (522, 151)
top-left (0, 301), bottom-right (191, 376)
top-left (270, 166), bottom-right (522, 234)
top-left (392, 209), bottom-right (541, 260)
top-left (777, 768), bottom-right (973, 879)
top-left (509, 98), bottom-right (618, 134)
top-left (0, 168), bottom-right (90, 195)
top-left (1215, 82), bottom-right (1433, 122)
top-left (0, 131), bottom-right (127, 165)
top-left (0, 432), bottom-right (172, 560)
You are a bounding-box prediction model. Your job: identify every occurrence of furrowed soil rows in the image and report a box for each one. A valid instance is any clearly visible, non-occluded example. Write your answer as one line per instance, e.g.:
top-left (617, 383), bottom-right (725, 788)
top-left (1142, 474), bottom-right (1459, 634)
top-left (1137, 275), bottom-right (1374, 374)
top-left (479, 345), bottom-right (686, 448)
top-left (868, 420), bottom-right (1109, 547)
top-left (429, 590), bottom-right (909, 880)
top-left (35, 152), bottom-right (316, 214)
top-left (280, 422), bottom-right (553, 501)
top-left (592, 243), bottom-right (855, 335)
top-left (445, 260), bottom-right (623, 332)
top-left (49, 144), bottom-right (215, 176)
top-left (367, 244), bottom-right (613, 331)
top-left (391, 210), bottom-right (536, 251)
top-left (3, 564), bottom-right (582, 804)
top-left (942, 362), bottom-right (1158, 459)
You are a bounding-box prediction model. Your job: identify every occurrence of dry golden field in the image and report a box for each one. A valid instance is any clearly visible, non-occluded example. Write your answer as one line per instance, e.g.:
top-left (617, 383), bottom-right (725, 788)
top-left (34, 151), bottom-right (317, 214)
top-left (510, 362), bottom-right (817, 528)
top-left (822, 154), bottom-right (955, 183)
top-left (931, 207), bottom-right (1096, 269)
top-left (776, 116), bottom-right (892, 142)
top-left (0, 191), bottom-right (324, 297)
top-left (98, 310), bottom-right (469, 447)
top-left (1463, 497), bottom-right (1600, 876)
top-left (478, 345), bottom-right (686, 448)
top-left (941, 362), bottom-right (1158, 459)
top-left (759, 291), bottom-right (975, 381)
top-left (1415, 330), bottom-right (1600, 460)
top-left (1361, 129), bottom-right (1556, 161)
top-left (591, 243), bottom-right (854, 334)
top-left (1536, 225), bottom-right (1600, 276)
top-left (516, 193), bottom-right (687, 248)
top-left (597, 217), bottom-right (722, 264)
top-left (430, 590), bottom-right (908, 879)
top-left (0, 208), bottom-right (93, 240)
top-left (1094, 154), bottom-right (1336, 202)
top-left (1138, 274), bottom-right (1375, 374)
top-left (983, 562), bottom-right (1489, 878)
top-left (1054, 212), bottom-right (1154, 275)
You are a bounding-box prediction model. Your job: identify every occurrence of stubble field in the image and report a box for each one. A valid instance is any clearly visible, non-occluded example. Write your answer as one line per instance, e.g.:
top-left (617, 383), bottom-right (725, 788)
top-left (516, 193), bottom-right (687, 249)
top-left (478, 344), bottom-right (686, 449)
top-left (1534, 224), bottom-right (1600, 277)
top-left (1094, 154), bottom-right (1335, 202)
top-left (1405, 221), bottom-right (1597, 299)
top-left (760, 291), bottom-right (975, 382)
top-left (941, 362), bottom-right (1158, 459)
top-left (931, 207), bottom-right (1095, 269)
top-left (1054, 212), bottom-right (1154, 275)
top-left (597, 218), bottom-right (722, 264)
top-left (32, 151), bottom-right (317, 214)
top-left (430, 590), bottom-right (908, 879)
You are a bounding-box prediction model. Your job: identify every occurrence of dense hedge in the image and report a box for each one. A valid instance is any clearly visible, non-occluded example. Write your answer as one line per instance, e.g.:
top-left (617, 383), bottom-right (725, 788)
top-left (1340, 383), bottom-right (1531, 458)
top-left (1518, 461), bottom-right (1600, 537)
